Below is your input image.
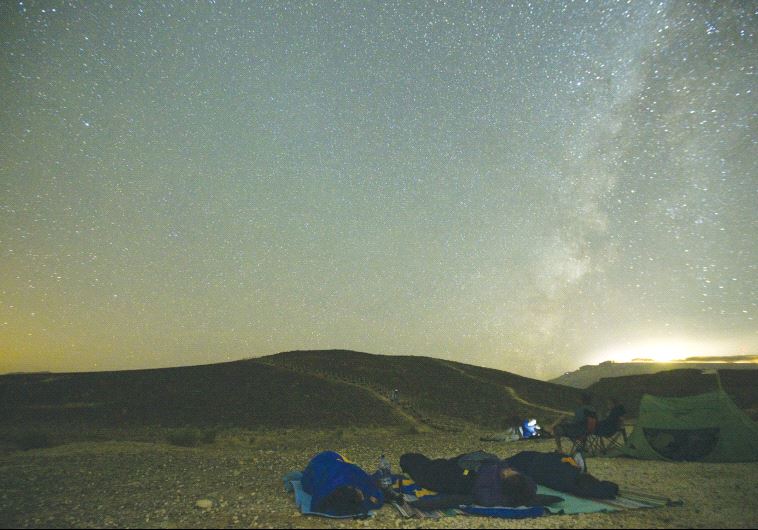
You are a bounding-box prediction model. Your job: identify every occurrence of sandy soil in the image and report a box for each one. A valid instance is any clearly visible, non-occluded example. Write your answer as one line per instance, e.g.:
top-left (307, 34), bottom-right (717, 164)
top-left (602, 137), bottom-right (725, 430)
top-left (1, 428), bottom-right (756, 529)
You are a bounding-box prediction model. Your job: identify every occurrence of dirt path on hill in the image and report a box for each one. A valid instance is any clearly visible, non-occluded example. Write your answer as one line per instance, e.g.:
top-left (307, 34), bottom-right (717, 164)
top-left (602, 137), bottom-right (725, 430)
top-left (252, 360), bottom-right (428, 430)
top-left (502, 387), bottom-right (571, 416)
top-left (436, 360), bottom-right (571, 416)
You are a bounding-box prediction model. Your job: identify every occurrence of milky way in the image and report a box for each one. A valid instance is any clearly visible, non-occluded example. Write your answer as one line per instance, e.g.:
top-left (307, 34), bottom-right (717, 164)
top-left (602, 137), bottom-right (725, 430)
top-left (1, 1), bottom-right (755, 378)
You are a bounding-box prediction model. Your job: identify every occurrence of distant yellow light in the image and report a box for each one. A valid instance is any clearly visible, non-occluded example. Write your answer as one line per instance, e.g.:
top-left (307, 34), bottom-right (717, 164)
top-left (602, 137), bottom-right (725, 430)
top-left (593, 338), bottom-right (725, 364)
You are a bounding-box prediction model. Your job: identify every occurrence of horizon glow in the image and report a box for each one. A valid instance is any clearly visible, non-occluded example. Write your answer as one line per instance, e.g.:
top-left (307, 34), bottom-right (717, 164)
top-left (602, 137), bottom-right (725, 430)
top-left (589, 337), bottom-right (757, 365)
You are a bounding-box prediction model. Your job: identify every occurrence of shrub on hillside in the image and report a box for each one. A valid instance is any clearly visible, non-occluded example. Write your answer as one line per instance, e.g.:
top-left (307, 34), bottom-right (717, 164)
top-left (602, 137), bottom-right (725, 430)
top-left (167, 428), bottom-right (201, 447)
top-left (401, 425), bottom-right (423, 435)
top-left (16, 430), bottom-right (53, 450)
top-left (200, 428), bottom-right (217, 444)
top-left (166, 428), bottom-right (217, 447)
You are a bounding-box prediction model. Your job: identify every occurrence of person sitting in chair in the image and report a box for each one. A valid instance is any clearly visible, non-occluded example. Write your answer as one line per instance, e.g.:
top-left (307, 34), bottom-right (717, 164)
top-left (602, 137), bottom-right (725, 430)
top-left (596, 399), bottom-right (627, 438)
top-left (553, 393), bottom-right (598, 453)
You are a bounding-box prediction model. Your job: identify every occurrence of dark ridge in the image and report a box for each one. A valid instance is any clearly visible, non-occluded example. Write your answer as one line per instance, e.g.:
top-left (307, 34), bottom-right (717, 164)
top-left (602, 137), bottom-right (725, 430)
top-left (0, 350), bottom-right (583, 431)
top-left (586, 368), bottom-right (758, 416)
top-left (0, 358), bottom-right (404, 429)
top-left (3, 351), bottom-right (755, 434)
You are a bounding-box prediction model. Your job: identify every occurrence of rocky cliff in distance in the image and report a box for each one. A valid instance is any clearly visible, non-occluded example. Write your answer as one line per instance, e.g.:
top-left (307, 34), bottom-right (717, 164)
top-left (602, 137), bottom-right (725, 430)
top-left (551, 359), bottom-right (758, 388)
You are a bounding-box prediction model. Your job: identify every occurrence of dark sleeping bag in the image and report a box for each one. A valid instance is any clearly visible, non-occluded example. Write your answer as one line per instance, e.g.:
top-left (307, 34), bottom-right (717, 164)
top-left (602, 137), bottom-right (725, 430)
top-left (503, 451), bottom-right (618, 499)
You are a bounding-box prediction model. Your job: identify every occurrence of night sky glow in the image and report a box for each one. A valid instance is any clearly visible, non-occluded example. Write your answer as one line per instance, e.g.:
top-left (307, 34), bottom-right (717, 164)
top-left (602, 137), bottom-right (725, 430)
top-left (1, 1), bottom-right (756, 379)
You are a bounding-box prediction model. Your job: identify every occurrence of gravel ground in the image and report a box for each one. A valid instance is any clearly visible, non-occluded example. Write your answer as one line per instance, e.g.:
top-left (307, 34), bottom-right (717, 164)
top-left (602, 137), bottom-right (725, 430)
top-left (1, 428), bottom-right (757, 529)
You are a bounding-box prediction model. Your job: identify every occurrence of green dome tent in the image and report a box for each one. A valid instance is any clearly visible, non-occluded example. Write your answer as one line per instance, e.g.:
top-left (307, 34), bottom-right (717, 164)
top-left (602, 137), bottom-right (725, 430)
top-left (619, 390), bottom-right (758, 462)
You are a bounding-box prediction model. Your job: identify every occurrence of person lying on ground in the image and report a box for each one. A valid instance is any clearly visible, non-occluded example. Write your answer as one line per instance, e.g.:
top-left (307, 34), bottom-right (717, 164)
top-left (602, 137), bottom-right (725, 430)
top-left (301, 451), bottom-right (384, 515)
top-left (400, 450), bottom-right (618, 506)
top-left (399, 451), bottom-right (539, 507)
top-left (503, 450), bottom-right (619, 499)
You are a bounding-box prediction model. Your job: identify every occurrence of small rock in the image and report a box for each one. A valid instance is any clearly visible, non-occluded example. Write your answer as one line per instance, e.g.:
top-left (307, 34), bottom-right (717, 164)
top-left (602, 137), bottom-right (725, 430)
top-left (195, 499), bottom-right (213, 510)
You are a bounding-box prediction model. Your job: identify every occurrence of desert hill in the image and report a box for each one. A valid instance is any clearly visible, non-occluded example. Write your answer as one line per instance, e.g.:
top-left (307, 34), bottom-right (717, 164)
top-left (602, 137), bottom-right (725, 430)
top-left (258, 350), bottom-right (583, 428)
top-left (3, 350), bottom-right (756, 439)
top-left (0, 358), bottom-right (401, 430)
top-left (0, 350), bottom-right (584, 433)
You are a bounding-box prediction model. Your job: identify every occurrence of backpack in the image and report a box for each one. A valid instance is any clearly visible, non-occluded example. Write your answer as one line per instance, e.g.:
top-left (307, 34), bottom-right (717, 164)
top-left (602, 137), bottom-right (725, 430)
top-left (457, 451), bottom-right (501, 472)
top-left (521, 419), bottom-right (541, 439)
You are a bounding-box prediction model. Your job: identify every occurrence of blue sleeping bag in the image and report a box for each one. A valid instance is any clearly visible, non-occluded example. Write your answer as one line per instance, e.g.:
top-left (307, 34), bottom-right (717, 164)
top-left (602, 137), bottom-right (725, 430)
top-left (301, 451), bottom-right (384, 515)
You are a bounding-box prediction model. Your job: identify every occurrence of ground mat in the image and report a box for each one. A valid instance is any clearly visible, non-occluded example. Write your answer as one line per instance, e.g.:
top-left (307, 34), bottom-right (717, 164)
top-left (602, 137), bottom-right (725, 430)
top-left (283, 471), bottom-right (374, 519)
top-left (391, 478), bottom-right (681, 519)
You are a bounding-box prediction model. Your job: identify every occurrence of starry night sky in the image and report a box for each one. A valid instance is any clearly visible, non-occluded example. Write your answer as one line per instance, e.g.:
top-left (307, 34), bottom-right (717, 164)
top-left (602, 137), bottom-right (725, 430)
top-left (1, 1), bottom-right (756, 379)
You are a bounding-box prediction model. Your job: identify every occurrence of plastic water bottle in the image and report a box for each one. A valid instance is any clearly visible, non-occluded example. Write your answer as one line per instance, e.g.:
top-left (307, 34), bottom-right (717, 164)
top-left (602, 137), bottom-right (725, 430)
top-left (379, 454), bottom-right (392, 489)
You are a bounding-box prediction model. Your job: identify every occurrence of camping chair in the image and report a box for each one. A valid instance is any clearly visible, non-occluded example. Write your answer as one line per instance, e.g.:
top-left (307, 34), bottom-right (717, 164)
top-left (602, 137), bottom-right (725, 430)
top-left (580, 408), bottom-right (629, 456)
top-left (555, 415), bottom-right (598, 456)
top-left (584, 423), bottom-right (626, 456)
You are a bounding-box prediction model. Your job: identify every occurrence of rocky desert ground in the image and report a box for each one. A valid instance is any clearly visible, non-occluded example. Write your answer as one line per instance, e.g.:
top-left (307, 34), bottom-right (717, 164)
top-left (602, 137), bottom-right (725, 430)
top-left (1, 427), bottom-right (757, 529)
